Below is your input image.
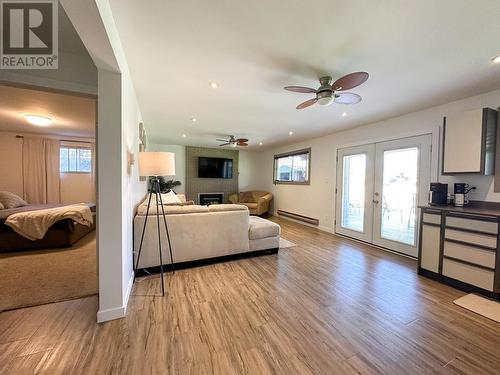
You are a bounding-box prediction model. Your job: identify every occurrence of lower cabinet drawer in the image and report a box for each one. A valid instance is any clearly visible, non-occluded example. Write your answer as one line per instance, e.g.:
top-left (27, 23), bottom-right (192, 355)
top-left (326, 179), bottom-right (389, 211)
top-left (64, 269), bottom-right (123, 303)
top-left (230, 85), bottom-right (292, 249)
top-left (442, 258), bottom-right (494, 291)
top-left (445, 228), bottom-right (497, 249)
top-left (443, 241), bottom-right (496, 269)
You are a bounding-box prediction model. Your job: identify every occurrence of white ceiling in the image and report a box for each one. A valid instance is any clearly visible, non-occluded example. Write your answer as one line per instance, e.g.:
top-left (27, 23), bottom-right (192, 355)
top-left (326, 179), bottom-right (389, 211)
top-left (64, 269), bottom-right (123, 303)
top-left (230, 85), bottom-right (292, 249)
top-left (0, 85), bottom-right (96, 137)
top-left (110, 0), bottom-right (500, 149)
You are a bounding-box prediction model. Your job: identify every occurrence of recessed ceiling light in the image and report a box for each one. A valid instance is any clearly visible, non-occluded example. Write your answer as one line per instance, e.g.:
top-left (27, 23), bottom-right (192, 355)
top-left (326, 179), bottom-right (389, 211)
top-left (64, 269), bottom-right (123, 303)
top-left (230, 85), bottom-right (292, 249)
top-left (190, 117), bottom-right (197, 122)
top-left (24, 114), bottom-right (52, 126)
top-left (342, 112), bottom-right (347, 117)
top-left (182, 134), bottom-right (187, 138)
top-left (259, 142), bottom-right (263, 146)
top-left (492, 55), bottom-right (500, 64)
top-left (209, 81), bottom-right (218, 89)
top-left (289, 131), bottom-right (294, 136)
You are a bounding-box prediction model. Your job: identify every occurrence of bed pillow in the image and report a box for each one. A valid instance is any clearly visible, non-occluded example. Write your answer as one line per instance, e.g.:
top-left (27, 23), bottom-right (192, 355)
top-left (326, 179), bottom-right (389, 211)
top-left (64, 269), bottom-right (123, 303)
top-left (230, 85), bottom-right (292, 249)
top-left (0, 191), bottom-right (27, 209)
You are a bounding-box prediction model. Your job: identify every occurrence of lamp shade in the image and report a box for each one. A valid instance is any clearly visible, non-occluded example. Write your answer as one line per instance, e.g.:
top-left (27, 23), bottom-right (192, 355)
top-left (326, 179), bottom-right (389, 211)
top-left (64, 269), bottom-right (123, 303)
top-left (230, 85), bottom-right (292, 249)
top-left (138, 152), bottom-right (175, 176)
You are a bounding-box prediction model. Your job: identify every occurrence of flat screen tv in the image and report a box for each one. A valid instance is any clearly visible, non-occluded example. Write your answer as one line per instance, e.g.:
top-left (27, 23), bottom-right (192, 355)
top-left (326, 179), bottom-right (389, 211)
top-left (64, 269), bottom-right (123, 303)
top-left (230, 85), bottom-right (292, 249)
top-left (198, 157), bottom-right (233, 178)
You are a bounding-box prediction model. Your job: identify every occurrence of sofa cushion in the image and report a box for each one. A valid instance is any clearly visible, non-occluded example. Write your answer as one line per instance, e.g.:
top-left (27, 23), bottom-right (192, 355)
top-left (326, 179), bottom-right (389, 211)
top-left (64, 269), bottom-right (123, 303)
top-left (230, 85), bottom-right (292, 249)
top-left (137, 203), bottom-right (209, 215)
top-left (248, 216), bottom-right (281, 240)
top-left (209, 204), bottom-right (248, 212)
top-left (239, 191), bottom-right (255, 203)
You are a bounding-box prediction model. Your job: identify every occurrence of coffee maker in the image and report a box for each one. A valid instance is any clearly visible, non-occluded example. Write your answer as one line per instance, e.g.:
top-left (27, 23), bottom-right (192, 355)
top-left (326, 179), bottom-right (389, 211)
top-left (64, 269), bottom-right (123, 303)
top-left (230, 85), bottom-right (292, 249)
top-left (454, 183), bottom-right (475, 207)
top-left (429, 183), bottom-right (448, 205)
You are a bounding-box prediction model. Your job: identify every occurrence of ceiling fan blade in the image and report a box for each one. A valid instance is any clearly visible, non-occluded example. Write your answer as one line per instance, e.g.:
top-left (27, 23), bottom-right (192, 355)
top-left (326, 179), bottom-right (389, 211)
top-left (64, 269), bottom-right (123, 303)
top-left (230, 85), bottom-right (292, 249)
top-left (284, 86), bottom-right (317, 94)
top-left (237, 142), bottom-right (249, 146)
top-left (219, 142), bottom-right (231, 146)
top-left (296, 98), bottom-right (317, 109)
top-left (216, 139), bottom-right (229, 142)
top-left (334, 92), bottom-right (362, 104)
top-left (236, 138), bottom-right (248, 143)
top-left (332, 72), bottom-right (369, 91)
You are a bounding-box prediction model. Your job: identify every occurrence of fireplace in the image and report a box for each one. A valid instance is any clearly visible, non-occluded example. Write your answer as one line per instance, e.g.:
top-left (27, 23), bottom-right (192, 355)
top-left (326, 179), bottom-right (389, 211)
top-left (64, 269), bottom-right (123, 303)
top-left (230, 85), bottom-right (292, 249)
top-left (199, 193), bottom-right (224, 205)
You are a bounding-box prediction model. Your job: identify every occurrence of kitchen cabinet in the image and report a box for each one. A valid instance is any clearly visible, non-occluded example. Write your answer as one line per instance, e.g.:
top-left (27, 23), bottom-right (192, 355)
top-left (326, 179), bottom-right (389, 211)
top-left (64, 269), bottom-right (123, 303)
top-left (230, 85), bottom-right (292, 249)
top-left (442, 108), bottom-right (497, 175)
top-left (418, 205), bottom-right (500, 299)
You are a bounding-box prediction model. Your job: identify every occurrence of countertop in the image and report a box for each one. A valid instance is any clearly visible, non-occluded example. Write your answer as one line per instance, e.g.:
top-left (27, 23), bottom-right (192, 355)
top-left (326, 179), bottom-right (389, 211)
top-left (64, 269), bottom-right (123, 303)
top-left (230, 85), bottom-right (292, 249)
top-left (419, 201), bottom-right (500, 217)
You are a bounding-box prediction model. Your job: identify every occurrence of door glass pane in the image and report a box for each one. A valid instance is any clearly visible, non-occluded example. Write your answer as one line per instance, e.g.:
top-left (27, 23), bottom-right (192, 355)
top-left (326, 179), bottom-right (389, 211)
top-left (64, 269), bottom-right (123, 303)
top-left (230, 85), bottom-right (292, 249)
top-left (380, 147), bottom-right (418, 245)
top-left (341, 154), bottom-right (366, 232)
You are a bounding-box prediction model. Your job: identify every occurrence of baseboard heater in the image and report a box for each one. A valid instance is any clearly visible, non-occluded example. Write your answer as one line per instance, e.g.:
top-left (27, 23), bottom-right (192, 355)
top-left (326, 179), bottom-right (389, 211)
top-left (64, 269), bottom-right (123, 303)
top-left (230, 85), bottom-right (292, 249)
top-left (277, 210), bottom-right (319, 226)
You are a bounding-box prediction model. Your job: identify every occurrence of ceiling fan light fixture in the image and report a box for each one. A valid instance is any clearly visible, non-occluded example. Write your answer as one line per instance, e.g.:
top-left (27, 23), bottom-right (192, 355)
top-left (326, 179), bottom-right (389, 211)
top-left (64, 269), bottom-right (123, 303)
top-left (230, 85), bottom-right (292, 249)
top-left (317, 96), bottom-right (334, 106)
top-left (492, 54), bottom-right (500, 64)
top-left (317, 91), bottom-right (333, 106)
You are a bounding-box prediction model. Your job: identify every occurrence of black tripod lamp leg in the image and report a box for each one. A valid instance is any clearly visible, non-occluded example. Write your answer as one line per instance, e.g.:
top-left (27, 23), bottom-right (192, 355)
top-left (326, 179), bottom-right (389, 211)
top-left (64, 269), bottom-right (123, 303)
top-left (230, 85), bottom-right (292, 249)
top-left (158, 189), bottom-right (175, 274)
top-left (134, 189), bottom-right (153, 283)
top-left (154, 178), bottom-right (165, 296)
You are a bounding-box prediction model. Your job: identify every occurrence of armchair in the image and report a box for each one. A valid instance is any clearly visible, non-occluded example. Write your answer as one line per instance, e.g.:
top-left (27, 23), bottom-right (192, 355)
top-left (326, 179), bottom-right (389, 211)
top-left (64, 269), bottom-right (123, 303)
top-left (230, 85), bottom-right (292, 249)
top-left (229, 191), bottom-right (273, 216)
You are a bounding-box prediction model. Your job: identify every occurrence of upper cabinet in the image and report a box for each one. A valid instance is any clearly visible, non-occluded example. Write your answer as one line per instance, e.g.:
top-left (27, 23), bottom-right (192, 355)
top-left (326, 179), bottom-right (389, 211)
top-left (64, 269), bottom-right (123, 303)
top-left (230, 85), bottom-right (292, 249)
top-left (442, 108), bottom-right (498, 175)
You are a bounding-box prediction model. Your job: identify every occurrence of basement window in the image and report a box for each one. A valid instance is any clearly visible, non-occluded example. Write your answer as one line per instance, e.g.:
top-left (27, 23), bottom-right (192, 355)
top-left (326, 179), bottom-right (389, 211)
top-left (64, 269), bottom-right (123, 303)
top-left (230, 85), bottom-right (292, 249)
top-left (60, 146), bottom-right (92, 173)
top-left (273, 148), bottom-right (311, 185)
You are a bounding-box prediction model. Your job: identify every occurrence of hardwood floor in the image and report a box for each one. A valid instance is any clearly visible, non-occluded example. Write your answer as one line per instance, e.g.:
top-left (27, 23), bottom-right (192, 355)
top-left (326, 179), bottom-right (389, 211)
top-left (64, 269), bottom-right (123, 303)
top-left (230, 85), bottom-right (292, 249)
top-left (1, 217), bottom-right (500, 374)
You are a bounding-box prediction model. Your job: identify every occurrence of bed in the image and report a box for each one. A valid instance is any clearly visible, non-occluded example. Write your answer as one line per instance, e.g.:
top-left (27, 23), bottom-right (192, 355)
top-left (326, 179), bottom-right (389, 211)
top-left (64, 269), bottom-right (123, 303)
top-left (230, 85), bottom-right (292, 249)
top-left (0, 203), bottom-right (96, 252)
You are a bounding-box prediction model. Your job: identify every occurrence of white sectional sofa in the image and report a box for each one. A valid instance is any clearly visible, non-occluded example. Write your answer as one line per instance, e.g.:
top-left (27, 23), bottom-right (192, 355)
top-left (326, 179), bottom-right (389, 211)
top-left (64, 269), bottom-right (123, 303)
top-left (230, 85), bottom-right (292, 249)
top-left (133, 195), bottom-right (280, 269)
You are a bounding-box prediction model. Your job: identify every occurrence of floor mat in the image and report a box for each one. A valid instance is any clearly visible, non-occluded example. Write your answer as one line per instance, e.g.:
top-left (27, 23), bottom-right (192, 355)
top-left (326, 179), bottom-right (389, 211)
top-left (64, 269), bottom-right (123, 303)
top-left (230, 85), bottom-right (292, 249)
top-left (453, 293), bottom-right (500, 323)
top-left (279, 237), bottom-right (296, 249)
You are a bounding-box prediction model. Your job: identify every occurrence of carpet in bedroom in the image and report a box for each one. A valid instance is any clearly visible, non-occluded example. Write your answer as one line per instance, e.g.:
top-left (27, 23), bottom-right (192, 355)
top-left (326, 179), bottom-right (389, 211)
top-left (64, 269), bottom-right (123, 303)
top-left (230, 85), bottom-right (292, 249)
top-left (0, 231), bottom-right (97, 312)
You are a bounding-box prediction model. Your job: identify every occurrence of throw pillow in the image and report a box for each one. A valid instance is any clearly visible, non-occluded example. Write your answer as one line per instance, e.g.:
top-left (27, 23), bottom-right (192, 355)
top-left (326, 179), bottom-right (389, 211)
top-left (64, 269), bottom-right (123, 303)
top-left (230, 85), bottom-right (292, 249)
top-left (239, 191), bottom-right (254, 203)
top-left (0, 191), bottom-right (28, 209)
top-left (161, 190), bottom-right (182, 204)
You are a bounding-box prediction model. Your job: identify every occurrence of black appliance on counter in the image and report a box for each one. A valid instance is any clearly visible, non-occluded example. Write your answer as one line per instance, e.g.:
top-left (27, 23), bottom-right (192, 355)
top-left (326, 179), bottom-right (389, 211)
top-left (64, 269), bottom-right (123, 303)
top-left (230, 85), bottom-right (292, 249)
top-left (428, 182), bottom-right (448, 205)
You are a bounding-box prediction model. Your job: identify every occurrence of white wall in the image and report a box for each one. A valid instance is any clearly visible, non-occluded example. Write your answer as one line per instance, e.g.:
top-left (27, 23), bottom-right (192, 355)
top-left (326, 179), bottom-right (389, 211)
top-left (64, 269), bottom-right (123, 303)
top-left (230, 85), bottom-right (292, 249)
top-left (248, 88), bottom-right (500, 233)
top-left (239, 150), bottom-right (265, 191)
top-left (60, 173), bottom-right (94, 203)
top-left (0, 132), bottom-right (94, 203)
top-left (148, 143), bottom-right (186, 194)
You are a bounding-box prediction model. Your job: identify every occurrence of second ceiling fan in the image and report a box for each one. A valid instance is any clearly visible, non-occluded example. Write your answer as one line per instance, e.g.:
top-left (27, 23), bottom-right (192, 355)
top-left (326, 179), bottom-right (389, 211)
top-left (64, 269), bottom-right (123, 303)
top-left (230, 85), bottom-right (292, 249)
top-left (284, 72), bottom-right (369, 109)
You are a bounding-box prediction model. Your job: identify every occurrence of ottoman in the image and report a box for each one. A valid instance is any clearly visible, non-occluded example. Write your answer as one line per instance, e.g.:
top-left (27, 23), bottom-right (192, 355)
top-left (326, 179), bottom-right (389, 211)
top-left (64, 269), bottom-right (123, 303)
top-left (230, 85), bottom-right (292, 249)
top-left (248, 216), bottom-right (281, 251)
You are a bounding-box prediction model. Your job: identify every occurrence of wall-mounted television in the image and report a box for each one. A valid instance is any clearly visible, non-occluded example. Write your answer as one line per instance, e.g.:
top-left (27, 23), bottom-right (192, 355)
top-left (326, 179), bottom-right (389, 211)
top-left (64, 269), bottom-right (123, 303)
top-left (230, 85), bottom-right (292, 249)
top-left (198, 157), bottom-right (233, 178)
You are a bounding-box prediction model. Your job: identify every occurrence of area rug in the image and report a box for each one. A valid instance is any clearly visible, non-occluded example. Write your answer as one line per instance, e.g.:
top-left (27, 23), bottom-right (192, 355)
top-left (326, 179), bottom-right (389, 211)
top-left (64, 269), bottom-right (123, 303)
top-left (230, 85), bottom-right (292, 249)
top-left (453, 294), bottom-right (500, 323)
top-left (0, 231), bottom-right (97, 312)
top-left (279, 237), bottom-right (296, 249)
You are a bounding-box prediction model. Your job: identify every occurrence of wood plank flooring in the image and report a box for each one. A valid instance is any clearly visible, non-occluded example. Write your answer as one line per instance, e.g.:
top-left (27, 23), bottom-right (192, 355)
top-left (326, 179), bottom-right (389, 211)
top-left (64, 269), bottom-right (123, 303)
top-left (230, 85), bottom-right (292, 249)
top-left (1, 217), bottom-right (500, 374)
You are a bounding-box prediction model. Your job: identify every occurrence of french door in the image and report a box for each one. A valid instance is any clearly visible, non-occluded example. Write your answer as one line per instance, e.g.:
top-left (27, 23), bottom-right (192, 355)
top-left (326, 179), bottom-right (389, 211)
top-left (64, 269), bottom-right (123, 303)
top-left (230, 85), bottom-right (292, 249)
top-left (335, 135), bottom-right (432, 257)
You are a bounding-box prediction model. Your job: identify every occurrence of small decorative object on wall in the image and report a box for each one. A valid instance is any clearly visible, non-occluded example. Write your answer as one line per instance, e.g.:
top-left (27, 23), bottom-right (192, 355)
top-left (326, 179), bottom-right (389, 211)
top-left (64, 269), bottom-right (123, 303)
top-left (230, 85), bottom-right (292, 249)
top-left (139, 122), bottom-right (147, 181)
top-left (139, 122), bottom-right (147, 152)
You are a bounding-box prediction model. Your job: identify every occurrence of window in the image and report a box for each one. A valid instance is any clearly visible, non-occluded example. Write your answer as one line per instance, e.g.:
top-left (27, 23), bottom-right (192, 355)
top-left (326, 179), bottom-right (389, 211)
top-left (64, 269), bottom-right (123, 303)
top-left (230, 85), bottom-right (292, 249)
top-left (60, 146), bottom-right (92, 173)
top-left (273, 148), bottom-right (311, 184)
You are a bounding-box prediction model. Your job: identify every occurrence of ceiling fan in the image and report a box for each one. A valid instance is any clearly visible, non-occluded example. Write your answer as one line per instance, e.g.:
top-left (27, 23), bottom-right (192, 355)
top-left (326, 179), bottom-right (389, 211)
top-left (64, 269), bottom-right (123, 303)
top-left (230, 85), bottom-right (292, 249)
top-left (284, 72), bottom-right (369, 109)
top-left (216, 135), bottom-right (249, 147)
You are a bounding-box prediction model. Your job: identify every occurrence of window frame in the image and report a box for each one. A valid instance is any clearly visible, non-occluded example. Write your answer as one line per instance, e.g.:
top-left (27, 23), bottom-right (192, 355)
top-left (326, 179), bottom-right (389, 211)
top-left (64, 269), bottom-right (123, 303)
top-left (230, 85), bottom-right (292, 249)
top-left (273, 148), bottom-right (311, 185)
top-left (60, 145), bottom-right (93, 174)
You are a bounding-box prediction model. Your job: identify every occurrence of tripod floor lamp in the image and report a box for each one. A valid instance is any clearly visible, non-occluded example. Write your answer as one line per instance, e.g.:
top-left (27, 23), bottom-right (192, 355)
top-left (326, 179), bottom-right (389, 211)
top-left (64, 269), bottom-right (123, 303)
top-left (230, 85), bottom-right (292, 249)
top-left (134, 151), bottom-right (176, 296)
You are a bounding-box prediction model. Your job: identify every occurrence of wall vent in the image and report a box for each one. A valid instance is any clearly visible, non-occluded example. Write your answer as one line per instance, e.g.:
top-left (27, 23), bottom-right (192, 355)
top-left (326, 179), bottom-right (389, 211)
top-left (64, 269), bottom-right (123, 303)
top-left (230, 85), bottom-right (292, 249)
top-left (277, 210), bottom-right (319, 226)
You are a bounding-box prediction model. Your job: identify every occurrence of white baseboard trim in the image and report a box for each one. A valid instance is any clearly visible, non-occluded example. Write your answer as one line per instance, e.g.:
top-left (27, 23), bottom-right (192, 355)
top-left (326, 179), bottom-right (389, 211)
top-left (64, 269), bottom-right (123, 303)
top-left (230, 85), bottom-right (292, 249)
top-left (97, 305), bottom-right (126, 323)
top-left (96, 273), bottom-right (134, 323)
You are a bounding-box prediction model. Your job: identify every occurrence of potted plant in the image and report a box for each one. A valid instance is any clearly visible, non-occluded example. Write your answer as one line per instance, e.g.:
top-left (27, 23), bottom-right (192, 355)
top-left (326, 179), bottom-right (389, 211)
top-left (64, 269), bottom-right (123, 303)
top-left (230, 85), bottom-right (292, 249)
top-left (148, 177), bottom-right (182, 193)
